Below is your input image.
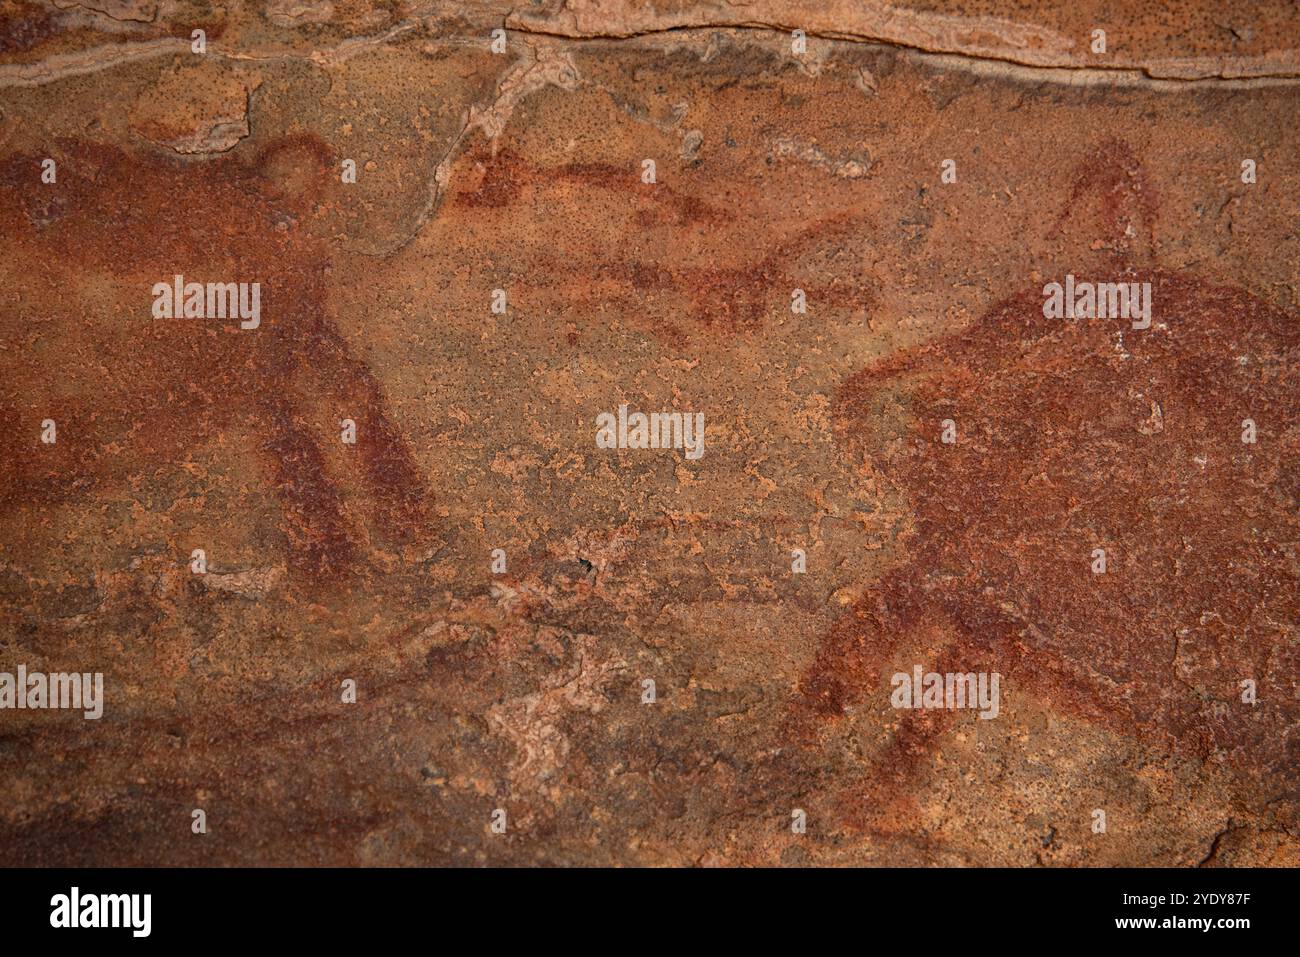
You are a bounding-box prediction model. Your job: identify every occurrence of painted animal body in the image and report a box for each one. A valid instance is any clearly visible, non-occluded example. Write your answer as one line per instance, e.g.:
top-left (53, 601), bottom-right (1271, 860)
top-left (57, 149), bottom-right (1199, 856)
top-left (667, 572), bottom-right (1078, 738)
top-left (786, 146), bottom-right (1299, 828)
top-left (0, 136), bottom-right (432, 580)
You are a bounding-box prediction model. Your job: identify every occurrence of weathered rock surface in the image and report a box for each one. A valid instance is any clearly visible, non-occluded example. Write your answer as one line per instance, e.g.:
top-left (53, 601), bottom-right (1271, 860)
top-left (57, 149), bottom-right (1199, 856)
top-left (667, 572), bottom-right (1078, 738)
top-left (0, 1), bottom-right (1296, 866)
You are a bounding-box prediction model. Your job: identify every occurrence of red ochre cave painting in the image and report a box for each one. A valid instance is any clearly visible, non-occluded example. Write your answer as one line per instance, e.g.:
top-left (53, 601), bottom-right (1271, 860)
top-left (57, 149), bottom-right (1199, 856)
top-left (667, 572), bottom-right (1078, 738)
top-left (0, 136), bottom-right (433, 581)
top-left (786, 145), bottom-right (1299, 825)
top-left (453, 147), bottom-right (877, 342)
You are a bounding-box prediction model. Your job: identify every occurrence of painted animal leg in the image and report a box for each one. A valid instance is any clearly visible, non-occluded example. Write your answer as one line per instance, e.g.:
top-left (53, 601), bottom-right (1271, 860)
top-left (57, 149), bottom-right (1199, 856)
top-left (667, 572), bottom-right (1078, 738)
top-left (830, 609), bottom-right (1022, 832)
top-left (766, 569), bottom-right (950, 841)
top-left (784, 566), bottom-right (922, 742)
top-left (254, 389), bottom-right (357, 581)
top-left (304, 322), bottom-right (435, 550)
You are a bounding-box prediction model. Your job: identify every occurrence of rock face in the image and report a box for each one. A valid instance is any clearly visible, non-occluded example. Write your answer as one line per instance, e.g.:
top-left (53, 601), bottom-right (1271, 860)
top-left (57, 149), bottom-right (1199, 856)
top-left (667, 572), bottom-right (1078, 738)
top-left (0, 2), bottom-right (1296, 866)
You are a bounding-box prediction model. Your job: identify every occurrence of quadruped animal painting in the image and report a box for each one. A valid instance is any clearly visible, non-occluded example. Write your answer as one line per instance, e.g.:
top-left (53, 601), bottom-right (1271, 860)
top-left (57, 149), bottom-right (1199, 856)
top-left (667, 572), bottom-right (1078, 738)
top-left (0, 0), bottom-right (1295, 936)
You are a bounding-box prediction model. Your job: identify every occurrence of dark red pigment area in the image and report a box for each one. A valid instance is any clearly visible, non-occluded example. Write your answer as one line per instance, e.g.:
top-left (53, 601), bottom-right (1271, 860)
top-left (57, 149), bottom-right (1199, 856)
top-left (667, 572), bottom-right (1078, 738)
top-left (453, 148), bottom-right (875, 339)
top-left (0, 1), bottom-right (60, 56)
top-left (0, 137), bottom-right (432, 580)
top-left (795, 270), bottom-right (1298, 782)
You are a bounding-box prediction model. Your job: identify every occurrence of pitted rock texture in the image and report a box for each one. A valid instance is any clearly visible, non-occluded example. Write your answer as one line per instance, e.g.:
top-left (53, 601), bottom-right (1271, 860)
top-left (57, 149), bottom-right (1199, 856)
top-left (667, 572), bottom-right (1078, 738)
top-left (0, 1), bottom-right (1296, 866)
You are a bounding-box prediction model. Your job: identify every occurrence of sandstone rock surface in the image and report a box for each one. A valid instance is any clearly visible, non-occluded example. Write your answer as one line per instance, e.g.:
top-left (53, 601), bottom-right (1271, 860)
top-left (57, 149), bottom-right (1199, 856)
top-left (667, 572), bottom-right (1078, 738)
top-left (0, 1), bottom-right (1296, 866)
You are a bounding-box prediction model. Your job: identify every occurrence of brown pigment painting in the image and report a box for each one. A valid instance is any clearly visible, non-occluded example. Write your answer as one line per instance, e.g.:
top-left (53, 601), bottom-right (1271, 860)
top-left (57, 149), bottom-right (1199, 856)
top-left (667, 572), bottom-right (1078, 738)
top-left (0, 0), bottom-right (1297, 889)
